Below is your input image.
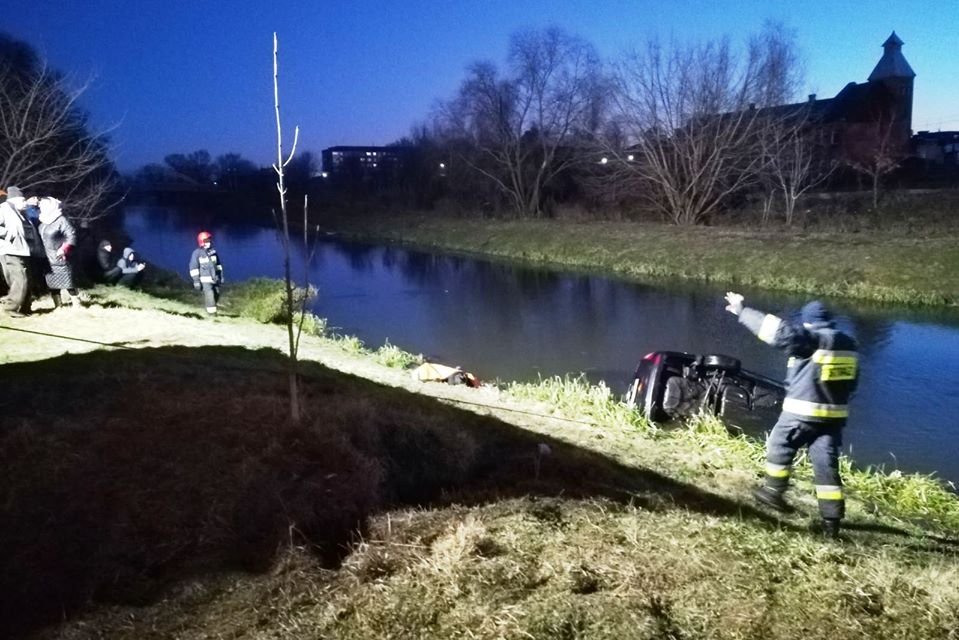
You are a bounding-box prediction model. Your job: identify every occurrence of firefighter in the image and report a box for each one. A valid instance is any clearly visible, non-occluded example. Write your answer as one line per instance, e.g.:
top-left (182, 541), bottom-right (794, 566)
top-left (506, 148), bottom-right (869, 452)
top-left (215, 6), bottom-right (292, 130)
top-left (725, 292), bottom-right (859, 539)
top-left (189, 231), bottom-right (224, 315)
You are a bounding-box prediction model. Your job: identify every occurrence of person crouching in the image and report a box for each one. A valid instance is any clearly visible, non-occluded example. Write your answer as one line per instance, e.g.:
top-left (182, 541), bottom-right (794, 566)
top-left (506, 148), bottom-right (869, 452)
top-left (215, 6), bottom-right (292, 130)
top-left (97, 240), bottom-right (122, 284)
top-left (117, 247), bottom-right (146, 287)
top-left (189, 231), bottom-right (224, 315)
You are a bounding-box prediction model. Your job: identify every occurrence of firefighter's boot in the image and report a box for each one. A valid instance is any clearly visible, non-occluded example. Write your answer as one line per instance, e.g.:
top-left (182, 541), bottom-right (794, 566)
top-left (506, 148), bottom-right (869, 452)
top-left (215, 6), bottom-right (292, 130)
top-left (821, 518), bottom-right (841, 540)
top-left (752, 486), bottom-right (792, 513)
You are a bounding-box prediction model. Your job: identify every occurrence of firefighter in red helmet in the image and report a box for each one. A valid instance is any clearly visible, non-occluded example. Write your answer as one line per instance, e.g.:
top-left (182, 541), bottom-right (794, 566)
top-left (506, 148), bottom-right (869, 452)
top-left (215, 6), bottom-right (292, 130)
top-left (188, 230), bottom-right (224, 315)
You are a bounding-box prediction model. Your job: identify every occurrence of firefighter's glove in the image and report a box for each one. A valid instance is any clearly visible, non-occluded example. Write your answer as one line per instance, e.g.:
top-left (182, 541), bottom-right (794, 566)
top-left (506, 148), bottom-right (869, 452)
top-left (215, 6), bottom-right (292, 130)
top-left (725, 291), bottom-right (744, 316)
top-left (194, 282), bottom-right (201, 290)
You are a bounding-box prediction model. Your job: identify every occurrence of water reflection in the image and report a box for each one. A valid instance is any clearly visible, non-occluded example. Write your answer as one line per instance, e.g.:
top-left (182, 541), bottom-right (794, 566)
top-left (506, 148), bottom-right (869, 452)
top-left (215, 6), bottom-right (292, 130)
top-left (121, 206), bottom-right (959, 483)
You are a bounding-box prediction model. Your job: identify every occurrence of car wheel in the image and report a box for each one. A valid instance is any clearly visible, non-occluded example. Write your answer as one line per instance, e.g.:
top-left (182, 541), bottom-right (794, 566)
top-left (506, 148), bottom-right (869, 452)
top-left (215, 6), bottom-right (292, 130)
top-left (701, 354), bottom-right (741, 374)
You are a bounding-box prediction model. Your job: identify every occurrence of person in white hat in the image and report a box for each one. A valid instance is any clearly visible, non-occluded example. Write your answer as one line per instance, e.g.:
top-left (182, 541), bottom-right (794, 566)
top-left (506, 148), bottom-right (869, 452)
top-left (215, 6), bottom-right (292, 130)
top-left (37, 197), bottom-right (80, 308)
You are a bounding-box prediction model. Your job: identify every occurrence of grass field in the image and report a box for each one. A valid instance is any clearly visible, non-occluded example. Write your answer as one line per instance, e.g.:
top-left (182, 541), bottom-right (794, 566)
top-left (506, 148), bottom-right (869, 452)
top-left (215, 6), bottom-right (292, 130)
top-left (320, 211), bottom-right (959, 306)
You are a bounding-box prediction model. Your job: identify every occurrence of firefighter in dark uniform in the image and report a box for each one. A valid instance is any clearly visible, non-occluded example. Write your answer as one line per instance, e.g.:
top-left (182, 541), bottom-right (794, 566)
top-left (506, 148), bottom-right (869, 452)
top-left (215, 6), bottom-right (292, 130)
top-left (725, 292), bottom-right (859, 539)
top-left (189, 231), bottom-right (224, 315)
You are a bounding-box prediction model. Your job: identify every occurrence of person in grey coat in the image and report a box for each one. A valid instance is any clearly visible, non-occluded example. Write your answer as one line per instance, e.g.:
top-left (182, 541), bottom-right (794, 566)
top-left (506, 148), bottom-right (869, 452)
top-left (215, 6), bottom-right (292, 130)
top-left (37, 197), bottom-right (80, 307)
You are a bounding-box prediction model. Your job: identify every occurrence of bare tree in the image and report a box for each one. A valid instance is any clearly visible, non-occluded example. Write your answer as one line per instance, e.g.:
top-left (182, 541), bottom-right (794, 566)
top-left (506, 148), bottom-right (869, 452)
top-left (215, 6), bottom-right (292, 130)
top-left (601, 26), bottom-right (802, 225)
top-left (604, 39), bottom-right (764, 225)
top-left (0, 34), bottom-right (117, 221)
top-left (437, 28), bottom-right (605, 218)
top-left (746, 21), bottom-right (805, 107)
top-left (272, 32), bottom-right (304, 423)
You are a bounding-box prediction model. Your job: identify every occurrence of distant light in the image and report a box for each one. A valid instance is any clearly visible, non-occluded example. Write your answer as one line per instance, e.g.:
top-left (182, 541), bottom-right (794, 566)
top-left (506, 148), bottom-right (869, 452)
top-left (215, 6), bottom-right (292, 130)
top-left (321, 171), bottom-right (329, 178)
top-left (627, 154), bottom-right (634, 161)
top-left (439, 162), bottom-right (446, 169)
top-left (600, 157), bottom-right (608, 164)
top-left (213, 181), bottom-right (218, 185)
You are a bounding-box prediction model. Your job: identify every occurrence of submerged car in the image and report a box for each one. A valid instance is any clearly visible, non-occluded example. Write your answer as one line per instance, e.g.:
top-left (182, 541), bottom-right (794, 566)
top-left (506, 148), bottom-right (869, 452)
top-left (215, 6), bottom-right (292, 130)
top-left (624, 351), bottom-right (785, 432)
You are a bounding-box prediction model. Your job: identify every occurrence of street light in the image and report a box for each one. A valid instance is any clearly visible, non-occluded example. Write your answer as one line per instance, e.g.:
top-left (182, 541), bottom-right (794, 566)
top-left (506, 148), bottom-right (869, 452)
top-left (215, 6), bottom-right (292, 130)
top-left (600, 157), bottom-right (608, 164)
top-left (439, 162), bottom-right (446, 169)
top-left (627, 154), bottom-right (634, 162)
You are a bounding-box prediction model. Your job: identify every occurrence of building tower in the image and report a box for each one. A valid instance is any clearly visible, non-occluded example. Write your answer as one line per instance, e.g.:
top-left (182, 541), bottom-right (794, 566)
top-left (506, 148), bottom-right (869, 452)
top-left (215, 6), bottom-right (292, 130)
top-left (867, 31), bottom-right (915, 135)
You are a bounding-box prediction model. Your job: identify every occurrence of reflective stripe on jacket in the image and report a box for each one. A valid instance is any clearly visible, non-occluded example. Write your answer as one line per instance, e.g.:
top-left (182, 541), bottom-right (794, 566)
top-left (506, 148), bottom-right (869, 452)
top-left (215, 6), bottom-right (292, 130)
top-left (739, 307), bottom-right (859, 423)
top-left (189, 247), bottom-right (223, 286)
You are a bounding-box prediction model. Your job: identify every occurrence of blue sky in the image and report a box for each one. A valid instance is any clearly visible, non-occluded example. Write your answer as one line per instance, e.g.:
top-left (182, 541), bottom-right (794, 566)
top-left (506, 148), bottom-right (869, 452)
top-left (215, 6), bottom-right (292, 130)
top-left (8, 0), bottom-right (958, 171)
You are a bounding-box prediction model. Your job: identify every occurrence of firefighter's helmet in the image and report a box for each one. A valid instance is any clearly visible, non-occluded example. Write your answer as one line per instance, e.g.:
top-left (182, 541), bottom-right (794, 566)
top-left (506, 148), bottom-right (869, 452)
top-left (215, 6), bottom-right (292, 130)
top-left (197, 231), bottom-right (213, 246)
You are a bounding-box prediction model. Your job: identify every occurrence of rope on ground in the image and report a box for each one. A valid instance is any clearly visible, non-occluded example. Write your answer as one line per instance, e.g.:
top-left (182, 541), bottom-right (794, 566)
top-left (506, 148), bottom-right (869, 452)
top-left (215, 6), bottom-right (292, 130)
top-left (0, 324), bottom-right (141, 350)
top-left (0, 323), bottom-right (288, 377)
top-left (0, 323), bottom-right (614, 429)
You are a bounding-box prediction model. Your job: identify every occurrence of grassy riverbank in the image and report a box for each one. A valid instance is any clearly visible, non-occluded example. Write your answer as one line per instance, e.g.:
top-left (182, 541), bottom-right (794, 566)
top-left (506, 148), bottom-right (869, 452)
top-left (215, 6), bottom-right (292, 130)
top-left (2, 283), bottom-right (959, 638)
top-left (320, 211), bottom-right (959, 306)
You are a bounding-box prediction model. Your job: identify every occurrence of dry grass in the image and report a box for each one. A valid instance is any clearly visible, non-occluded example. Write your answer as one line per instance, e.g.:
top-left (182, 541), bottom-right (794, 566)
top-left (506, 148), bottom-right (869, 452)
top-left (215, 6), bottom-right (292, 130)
top-left (45, 498), bottom-right (959, 640)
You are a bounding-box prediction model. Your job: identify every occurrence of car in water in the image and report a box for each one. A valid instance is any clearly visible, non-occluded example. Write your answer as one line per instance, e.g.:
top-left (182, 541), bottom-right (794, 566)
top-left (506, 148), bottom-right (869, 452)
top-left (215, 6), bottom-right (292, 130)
top-left (624, 351), bottom-right (785, 432)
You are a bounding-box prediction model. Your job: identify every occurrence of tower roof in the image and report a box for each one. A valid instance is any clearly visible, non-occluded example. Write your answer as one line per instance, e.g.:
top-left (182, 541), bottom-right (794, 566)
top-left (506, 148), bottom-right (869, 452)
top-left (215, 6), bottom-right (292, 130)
top-left (868, 31), bottom-right (915, 81)
top-left (883, 32), bottom-right (904, 47)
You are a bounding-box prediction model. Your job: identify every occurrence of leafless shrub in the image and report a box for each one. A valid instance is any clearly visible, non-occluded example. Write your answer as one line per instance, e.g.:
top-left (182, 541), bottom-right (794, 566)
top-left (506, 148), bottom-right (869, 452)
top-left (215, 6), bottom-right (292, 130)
top-left (844, 111), bottom-right (909, 210)
top-left (599, 24), bottom-right (803, 225)
top-left (760, 112), bottom-right (837, 225)
top-left (0, 34), bottom-right (118, 221)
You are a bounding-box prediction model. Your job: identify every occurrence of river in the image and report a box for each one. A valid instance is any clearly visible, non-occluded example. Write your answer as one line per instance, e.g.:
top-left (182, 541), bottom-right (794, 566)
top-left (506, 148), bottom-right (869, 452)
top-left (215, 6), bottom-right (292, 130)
top-left (122, 206), bottom-right (959, 484)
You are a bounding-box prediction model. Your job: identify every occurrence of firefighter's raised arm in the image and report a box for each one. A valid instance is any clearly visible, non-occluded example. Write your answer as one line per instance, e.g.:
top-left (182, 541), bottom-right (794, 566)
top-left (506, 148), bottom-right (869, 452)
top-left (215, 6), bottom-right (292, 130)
top-left (725, 291), bottom-right (815, 353)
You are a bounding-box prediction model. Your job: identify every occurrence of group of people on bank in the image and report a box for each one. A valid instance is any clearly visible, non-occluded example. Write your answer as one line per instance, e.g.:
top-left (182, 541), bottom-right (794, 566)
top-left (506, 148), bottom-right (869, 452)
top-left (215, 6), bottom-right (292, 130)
top-left (2, 185), bottom-right (223, 317)
top-left (1, 186), bottom-right (89, 316)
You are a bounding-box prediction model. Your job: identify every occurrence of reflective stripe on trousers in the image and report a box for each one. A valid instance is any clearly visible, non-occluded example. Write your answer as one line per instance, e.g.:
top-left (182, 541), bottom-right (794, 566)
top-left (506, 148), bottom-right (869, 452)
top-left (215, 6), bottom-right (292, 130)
top-left (765, 462), bottom-right (790, 478)
top-left (816, 484), bottom-right (844, 501)
top-left (815, 484), bottom-right (844, 520)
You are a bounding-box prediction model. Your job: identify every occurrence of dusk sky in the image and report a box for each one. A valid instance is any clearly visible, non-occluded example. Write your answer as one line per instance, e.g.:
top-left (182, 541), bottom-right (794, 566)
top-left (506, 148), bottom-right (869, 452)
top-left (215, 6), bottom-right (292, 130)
top-left (8, 1), bottom-right (958, 172)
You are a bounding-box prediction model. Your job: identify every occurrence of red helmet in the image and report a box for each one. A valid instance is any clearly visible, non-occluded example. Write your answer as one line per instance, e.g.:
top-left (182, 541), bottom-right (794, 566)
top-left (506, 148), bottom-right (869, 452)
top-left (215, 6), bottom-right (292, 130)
top-left (197, 231), bottom-right (213, 246)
